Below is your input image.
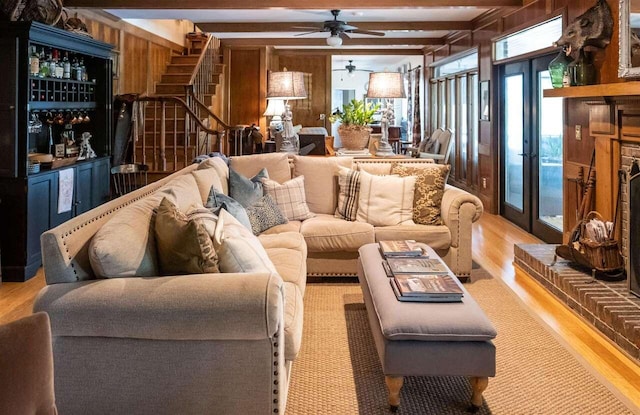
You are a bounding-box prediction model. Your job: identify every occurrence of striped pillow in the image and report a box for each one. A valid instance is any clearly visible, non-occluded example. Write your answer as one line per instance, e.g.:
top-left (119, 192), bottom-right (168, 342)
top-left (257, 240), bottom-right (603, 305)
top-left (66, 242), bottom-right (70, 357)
top-left (356, 170), bottom-right (416, 226)
top-left (334, 166), bottom-right (361, 221)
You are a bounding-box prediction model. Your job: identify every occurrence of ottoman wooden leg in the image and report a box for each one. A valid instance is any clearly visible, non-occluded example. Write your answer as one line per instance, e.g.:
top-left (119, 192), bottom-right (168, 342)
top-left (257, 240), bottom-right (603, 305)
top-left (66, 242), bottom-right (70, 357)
top-left (385, 375), bottom-right (404, 412)
top-left (468, 376), bottom-right (489, 413)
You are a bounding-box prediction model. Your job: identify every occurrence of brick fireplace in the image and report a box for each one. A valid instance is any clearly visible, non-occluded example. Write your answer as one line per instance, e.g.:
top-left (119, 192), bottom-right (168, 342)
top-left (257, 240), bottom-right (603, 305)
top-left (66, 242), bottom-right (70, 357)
top-left (621, 143), bottom-right (640, 297)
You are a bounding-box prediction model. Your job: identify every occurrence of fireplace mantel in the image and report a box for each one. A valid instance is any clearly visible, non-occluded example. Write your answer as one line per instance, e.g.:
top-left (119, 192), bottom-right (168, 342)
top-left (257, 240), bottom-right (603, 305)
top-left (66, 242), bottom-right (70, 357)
top-left (543, 81), bottom-right (640, 99)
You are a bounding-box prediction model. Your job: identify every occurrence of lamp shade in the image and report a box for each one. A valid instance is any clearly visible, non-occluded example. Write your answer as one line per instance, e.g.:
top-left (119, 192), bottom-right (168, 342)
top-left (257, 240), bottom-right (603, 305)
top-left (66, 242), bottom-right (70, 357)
top-left (267, 71), bottom-right (307, 100)
top-left (366, 72), bottom-right (406, 99)
top-left (263, 99), bottom-right (286, 117)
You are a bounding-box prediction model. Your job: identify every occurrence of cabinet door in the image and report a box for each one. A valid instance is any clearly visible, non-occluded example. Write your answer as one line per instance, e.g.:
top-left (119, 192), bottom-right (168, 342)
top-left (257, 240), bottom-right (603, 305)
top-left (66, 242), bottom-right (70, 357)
top-left (50, 169), bottom-right (74, 228)
top-left (27, 173), bottom-right (54, 267)
top-left (75, 162), bottom-right (93, 215)
top-left (91, 157), bottom-right (110, 208)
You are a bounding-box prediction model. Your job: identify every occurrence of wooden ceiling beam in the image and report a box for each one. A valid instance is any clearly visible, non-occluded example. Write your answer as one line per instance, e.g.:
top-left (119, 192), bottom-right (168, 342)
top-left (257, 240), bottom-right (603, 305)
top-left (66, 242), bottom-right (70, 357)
top-left (198, 21), bottom-right (472, 32)
top-left (220, 37), bottom-right (442, 46)
top-left (65, 0), bottom-right (522, 8)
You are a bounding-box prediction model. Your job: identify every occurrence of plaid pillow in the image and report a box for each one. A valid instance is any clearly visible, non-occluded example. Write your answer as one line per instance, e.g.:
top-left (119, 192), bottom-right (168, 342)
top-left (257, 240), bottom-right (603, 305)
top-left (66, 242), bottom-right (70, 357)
top-left (334, 166), bottom-right (361, 221)
top-left (261, 176), bottom-right (315, 221)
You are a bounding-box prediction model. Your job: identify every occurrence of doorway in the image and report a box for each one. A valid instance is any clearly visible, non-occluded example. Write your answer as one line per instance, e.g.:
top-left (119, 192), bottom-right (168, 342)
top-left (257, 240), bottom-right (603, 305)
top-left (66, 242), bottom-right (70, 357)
top-left (500, 54), bottom-right (563, 243)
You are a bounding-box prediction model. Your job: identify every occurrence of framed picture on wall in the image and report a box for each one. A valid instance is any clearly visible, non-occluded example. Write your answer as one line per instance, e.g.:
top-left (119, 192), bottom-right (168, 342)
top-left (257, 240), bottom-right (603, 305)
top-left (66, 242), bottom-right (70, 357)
top-left (479, 80), bottom-right (490, 121)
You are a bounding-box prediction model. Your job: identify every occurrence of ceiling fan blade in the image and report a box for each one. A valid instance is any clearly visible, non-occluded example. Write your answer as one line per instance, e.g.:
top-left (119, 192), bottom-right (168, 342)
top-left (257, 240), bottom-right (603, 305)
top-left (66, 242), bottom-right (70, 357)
top-left (339, 24), bottom-right (358, 31)
top-left (348, 29), bottom-right (386, 37)
top-left (339, 31), bottom-right (351, 40)
top-left (294, 30), bottom-right (323, 37)
top-left (291, 25), bottom-right (323, 30)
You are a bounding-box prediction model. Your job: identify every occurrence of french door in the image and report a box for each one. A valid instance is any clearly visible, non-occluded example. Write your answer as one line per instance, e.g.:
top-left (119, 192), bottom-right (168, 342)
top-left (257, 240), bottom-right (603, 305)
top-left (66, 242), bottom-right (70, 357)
top-left (500, 55), bottom-right (563, 243)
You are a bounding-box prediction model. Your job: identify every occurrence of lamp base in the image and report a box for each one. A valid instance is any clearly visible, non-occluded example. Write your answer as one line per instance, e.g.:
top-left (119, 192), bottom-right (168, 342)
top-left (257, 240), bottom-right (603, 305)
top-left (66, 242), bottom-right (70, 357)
top-left (375, 141), bottom-right (396, 157)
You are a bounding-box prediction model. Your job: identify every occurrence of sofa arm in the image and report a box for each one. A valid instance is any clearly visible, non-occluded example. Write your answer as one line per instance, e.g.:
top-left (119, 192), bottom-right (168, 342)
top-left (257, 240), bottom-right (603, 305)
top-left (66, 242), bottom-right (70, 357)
top-left (440, 185), bottom-right (483, 276)
top-left (33, 272), bottom-right (284, 341)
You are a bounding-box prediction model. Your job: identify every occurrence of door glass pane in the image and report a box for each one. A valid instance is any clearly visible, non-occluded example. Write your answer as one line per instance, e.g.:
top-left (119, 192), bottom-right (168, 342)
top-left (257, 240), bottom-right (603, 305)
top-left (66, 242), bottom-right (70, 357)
top-left (469, 73), bottom-right (478, 184)
top-left (538, 70), bottom-right (563, 231)
top-left (505, 74), bottom-right (524, 211)
top-left (438, 80), bottom-right (446, 128)
top-left (430, 81), bottom-right (437, 132)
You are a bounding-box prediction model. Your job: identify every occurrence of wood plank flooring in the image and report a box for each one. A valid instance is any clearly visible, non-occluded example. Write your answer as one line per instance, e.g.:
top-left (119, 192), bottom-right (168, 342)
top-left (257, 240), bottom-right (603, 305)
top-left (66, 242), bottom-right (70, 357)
top-left (0, 213), bottom-right (638, 409)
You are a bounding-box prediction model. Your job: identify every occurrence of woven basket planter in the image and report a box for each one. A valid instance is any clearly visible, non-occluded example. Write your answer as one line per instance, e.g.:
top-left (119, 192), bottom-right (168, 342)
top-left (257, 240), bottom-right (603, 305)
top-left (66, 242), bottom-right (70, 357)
top-left (338, 125), bottom-right (371, 151)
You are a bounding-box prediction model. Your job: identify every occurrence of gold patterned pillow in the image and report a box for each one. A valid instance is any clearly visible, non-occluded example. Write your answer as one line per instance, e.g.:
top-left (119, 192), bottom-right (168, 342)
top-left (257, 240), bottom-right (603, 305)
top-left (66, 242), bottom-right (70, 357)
top-left (390, 163), bottom-right (450, 225)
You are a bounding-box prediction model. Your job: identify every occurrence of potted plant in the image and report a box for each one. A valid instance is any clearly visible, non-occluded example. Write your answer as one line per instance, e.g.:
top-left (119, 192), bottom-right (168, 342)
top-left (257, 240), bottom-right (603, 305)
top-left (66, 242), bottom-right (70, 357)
top-left (330, 99), bottom-right (380, 150)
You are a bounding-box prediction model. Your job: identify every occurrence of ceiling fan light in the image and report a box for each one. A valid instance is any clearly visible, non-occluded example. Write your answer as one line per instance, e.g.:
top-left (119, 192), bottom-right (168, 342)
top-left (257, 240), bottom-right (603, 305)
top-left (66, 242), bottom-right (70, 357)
top-left (347, 70), bottom-right (356, 78)
top-left (326, 35), bottom-right (342, 47)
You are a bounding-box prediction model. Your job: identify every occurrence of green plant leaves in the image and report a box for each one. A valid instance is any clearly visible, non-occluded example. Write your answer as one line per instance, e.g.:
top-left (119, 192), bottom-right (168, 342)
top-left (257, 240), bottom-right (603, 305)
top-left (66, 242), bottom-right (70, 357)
top-left (329, 99), bottom-right (380, 126)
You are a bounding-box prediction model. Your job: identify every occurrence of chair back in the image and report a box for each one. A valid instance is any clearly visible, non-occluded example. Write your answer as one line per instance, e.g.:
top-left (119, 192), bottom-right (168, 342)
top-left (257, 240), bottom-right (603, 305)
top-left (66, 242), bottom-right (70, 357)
top-left (436, 129), bottom-right (454, 164)
top-left (0, 313), bottom-right (57, 415)
top-left (419, 128), bottom-right (444, 153)
top-left (111, 163), bottom-right (149, 198)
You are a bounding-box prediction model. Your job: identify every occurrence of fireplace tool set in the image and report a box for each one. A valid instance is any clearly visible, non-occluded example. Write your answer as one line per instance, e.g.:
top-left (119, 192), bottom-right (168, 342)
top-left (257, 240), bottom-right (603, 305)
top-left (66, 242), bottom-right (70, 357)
top-left (553, 151), bottom-right (625, 281)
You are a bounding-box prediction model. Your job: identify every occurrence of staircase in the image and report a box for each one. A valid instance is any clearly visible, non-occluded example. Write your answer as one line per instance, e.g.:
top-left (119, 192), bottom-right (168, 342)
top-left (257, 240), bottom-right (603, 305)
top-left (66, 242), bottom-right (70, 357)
top-left (133, 33), bottom-right (230, 175)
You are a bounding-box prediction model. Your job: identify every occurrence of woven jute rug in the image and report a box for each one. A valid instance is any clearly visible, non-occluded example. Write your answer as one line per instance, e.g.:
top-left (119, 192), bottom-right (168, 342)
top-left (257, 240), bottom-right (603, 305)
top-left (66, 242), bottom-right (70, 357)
top-left (286, 270), bottom-right (638, 414)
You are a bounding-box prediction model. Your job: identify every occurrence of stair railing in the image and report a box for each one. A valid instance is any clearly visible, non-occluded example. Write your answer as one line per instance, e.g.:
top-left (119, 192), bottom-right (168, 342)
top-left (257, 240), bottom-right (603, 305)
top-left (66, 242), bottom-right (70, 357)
top-left (132, 95), bottom-right (229, 172)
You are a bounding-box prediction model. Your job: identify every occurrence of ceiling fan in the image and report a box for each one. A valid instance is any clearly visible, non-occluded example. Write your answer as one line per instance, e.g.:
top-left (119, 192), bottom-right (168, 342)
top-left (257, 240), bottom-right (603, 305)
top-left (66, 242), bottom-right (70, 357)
top-left (293, 9), bottom-right (385, 47)
top-left (332, 60), bottom-right (373, 76)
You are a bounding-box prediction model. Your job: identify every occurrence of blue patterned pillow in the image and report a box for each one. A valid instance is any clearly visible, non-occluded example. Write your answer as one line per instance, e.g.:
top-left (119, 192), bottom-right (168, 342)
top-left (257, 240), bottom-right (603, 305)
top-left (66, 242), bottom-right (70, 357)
top-left (245, 194), bottom-right (288, 235)
top-left (229, 167), bottom-right (269, 208)
top-left (204, 187), bottom-right (252, 231)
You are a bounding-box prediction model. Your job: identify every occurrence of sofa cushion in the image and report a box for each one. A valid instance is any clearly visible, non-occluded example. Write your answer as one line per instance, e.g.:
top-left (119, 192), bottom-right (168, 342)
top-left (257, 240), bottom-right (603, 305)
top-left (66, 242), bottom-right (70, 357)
top-left (375, 225), bottom-right (452, 251)
top-left (301, 214), bottom-right (374, 252)
top-left (213, 210), bottom-right (278, 274)
top-left (356, 170), bottom-right (416, 226)
top-left (197, 157), bottom-right (229, 195)
top-left (391, 163), bottom-right (450, 226)
top-left (155, 198), bottom-right (219, 275)
top-left (262, 176), bottom-right (315, 221)
top-left (229, 167), bottom-right (268, 208)
top-left (335, 166), bottom-right (361, 221)
top-left (355, 162), bottom-right (392, 175)
top-left (245, 194), bottom-right (289, 235)
top-left (262, 234), bottom-right (307, 295)
top-left (205, 187), bottom-right (252, 231)
top-left (293, 155), bottom-right (353, 214)
top-left (192, 168), bottom-right (224, 204)
top-left (283, 281), bottom-right (303, 360)
top-left (230, 153), bottom-right (291, 184)
top-left (259, 220), bottom-right (302, 235)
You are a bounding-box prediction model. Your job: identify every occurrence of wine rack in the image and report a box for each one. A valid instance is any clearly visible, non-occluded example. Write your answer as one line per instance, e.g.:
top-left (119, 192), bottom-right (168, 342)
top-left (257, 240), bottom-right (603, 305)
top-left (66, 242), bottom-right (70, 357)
top-left (30, 77), bottom-right (96, 108)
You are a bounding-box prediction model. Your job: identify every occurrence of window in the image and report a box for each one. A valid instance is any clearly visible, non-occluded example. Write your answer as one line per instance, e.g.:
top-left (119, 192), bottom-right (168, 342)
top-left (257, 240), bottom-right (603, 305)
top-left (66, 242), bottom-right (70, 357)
top-left (494, 16), bottom-right (562, 61)
top-left (430, 50), bottom-right (478, 187)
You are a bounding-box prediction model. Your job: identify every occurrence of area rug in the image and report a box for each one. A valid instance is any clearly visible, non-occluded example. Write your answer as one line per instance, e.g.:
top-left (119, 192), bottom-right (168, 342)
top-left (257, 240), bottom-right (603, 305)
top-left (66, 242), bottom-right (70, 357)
top-left (286, 269), bottom-right (637, 414)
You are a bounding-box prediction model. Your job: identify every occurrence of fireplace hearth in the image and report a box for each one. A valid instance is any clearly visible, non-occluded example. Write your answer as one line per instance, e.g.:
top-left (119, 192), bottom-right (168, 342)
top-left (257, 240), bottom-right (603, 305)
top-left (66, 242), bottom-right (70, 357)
top-left (514, 244), bottom-right (640, 362)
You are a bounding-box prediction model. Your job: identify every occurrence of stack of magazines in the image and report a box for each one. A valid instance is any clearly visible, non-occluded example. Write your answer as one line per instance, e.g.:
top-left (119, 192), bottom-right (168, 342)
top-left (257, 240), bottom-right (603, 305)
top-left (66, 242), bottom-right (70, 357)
top-left (390, 274), bottom-right (463, 302)
top-left (379, 240), bottom-right (463, 303)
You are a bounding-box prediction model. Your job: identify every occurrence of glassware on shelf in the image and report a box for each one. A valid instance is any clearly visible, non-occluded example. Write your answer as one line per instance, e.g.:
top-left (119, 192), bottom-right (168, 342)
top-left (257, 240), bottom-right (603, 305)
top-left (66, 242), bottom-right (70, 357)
top-left (572, 48), bottom-right (597, 86)
top-left (548, 47), bottom-right (572, 88)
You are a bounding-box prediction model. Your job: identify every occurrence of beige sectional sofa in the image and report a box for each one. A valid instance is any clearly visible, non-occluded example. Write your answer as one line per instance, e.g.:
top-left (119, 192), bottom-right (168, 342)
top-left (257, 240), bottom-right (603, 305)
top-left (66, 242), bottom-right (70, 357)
top-left (33, 152), bottom-right (482, 415)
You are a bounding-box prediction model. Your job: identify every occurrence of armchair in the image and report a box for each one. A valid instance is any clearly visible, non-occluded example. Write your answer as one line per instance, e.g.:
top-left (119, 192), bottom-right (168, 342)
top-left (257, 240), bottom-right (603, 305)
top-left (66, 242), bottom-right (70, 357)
top-left (409, 128), bottom-right (453, 164)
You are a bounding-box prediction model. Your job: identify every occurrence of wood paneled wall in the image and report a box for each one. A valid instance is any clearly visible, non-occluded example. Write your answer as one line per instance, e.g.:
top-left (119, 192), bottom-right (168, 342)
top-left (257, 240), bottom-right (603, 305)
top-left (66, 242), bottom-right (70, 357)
top-left (228, 48), bottom-right (263, 127)
top-left (71, 11), bottom-right (187, 95)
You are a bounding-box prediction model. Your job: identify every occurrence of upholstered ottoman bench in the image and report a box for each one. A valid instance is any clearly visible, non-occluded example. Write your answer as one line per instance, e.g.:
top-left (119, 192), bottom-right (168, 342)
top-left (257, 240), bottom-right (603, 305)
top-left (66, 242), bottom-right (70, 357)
top-left (357, 243), bottom-right (497, 412)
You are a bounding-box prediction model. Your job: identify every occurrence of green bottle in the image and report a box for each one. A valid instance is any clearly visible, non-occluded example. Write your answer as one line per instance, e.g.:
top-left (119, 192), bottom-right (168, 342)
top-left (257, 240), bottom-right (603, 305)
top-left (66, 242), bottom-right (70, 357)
top-left (548, 47), bottom-right (572, 88)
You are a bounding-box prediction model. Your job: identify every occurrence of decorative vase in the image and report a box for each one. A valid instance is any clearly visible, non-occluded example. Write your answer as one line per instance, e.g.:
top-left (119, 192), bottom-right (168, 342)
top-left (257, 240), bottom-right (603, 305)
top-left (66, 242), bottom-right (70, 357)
top-left (338, 125), bottom-right (371, 151)
top-left (548, 47), bottom-right (572, 88)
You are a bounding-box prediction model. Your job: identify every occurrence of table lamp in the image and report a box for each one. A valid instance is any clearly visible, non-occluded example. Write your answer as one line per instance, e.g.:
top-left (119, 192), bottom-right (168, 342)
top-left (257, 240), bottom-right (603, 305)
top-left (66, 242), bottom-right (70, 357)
top-left (267, 70), bottom-right (307, 153)
top-left (366, 72), bottom-right (406, 157)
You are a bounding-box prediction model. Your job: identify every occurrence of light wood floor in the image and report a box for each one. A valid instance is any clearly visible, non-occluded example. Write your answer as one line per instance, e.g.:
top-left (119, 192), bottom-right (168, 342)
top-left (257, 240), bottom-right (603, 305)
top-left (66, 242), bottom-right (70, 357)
top-left (1, 213), bottom-right (639, 410)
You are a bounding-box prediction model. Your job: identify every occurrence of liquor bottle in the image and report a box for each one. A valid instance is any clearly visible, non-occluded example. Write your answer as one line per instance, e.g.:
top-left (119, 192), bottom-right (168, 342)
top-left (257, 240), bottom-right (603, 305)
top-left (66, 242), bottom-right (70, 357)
top-left (38, 48), bottom-right (49, 78)
top-left (77, 58), bottom-right (85, 81)
top-left (71, 57), bottom-right (79, 80)
top-left (573, 48), bottom-right (597, 86)
top-left (49, 49), bottom-right (58, 78)
top-left (62, 52), bottom-right (71, 79)
top-left (54, 50), bottom-right (64, 79)
top-left (29, 46), bottom-right (39, 76)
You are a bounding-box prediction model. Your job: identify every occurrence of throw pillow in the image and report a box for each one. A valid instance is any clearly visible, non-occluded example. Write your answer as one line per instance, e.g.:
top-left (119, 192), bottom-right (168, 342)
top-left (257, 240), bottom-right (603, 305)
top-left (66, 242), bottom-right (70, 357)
top-left (154, 197), bottom-right (219, 275)
top-left (391, 163), bottom-right (450, 225)
top-left (213, 209), bottom-right (278, 274)
top-left (245, 194), bottom-right (289, 235)
top-left (205, 187), bottom-right (252, 231)
top-left (261, 176), bottom-right (315, 221)
top-left (334, 166), bottom-right (361, 221)
top-left (356, 170), bottom-right (416, 226)
top-left (229, 167), bottom-right (268, 208)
